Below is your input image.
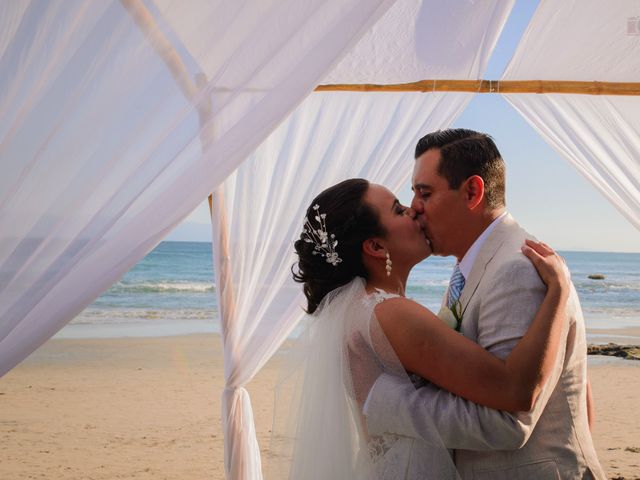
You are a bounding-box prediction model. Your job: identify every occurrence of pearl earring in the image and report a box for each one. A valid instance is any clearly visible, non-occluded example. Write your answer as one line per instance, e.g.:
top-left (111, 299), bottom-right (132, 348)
top-left (385, 252), bottom-right (392, 277)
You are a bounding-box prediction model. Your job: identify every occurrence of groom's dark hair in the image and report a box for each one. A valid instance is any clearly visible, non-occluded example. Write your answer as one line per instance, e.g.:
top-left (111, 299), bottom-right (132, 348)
top-left (415, 129), bottom-right (506, 209)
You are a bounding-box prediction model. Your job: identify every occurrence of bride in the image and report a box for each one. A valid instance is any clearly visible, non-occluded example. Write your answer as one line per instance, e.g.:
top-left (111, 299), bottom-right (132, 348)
top-left (274, 178), bottom-right (569, 479)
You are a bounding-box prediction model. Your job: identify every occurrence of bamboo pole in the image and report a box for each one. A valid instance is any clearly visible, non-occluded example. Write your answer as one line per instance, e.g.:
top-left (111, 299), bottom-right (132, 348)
top-left (120, 0), bottom-right (199, 103)
top-left (208, 187), bottom-right (236, 334)
top-left (121, 9), bottom-right (242, 477)
top-left (120, 0), bottom-right (237, 340)
top-left (192, 78), bottom-right (237, 341)
top-left (315, 79), bottom-right (640, 96)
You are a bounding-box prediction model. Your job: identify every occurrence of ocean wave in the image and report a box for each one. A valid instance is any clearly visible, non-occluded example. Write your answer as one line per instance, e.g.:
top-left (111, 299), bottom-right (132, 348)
top-left (107, 281), bottom-right (215, 294)
top-left (607, 283), bottom-right (640, 291)
top-left (582, 306), bottom-right (640, 317)
top-left (72, 308), bottom-right (215, 324)
top-left (575, 281), bottom-right (640, 294)
top-left (406, 283), bottom-right (449, 293)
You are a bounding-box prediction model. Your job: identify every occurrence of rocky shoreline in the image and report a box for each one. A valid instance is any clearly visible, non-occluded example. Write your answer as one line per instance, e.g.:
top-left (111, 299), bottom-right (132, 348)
top-left (588, 344), bottom-right (640, 361)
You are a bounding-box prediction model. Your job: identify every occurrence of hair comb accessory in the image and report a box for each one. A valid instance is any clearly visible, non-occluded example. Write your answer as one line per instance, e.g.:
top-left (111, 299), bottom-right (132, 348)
top-left (302, 204), bottom-right (342, 266)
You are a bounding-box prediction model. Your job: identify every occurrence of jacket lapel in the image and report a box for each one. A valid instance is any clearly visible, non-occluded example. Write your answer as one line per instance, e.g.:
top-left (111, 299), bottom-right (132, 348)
top-left (458, 214), bottom-right (518, 316)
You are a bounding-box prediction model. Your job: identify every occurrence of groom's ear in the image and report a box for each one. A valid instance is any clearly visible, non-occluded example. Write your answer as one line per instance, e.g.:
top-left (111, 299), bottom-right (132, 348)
top-left (464, 175), bottom-right (485, 210)
top-left (362, 238), bottom-right (386, 259)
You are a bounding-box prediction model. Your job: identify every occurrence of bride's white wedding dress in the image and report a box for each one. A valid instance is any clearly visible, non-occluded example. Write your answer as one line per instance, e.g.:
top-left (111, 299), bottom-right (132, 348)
top-left (271, 277), bottom-right (459, 479)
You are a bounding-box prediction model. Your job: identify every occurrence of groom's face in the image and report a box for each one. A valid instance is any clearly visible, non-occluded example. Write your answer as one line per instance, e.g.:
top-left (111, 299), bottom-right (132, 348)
top-left (411, 148), bottom-right (467, 257)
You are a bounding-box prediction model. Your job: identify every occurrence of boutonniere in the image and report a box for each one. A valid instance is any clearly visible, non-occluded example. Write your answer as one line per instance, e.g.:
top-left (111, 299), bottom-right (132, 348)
top-left (437, 300), bottom-right (464, 332)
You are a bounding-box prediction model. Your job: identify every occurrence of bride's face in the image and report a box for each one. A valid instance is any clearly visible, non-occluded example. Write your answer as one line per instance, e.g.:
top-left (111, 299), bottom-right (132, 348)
top-left (364, 184), bottom-right (432, 266)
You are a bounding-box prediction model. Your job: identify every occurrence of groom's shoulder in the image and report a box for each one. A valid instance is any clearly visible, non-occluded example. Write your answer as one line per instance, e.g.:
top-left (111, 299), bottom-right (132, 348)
top-left (493, 217), bottom-right (537, 259)
top-left (492, 246), bottom-right (538, 278)
top-left (499, 215), bottom-right (534, 243)
top-left (489, 226), bottom-right (543, 286)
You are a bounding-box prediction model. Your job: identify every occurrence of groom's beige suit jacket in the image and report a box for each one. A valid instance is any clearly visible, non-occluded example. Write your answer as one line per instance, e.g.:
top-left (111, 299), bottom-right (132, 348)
top-left (366, 214), bottom-right (605, 479)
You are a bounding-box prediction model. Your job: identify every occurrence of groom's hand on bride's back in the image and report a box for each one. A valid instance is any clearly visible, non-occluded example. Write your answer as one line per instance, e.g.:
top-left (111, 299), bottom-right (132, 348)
top-left (346, 332), bottom-right (382, 408)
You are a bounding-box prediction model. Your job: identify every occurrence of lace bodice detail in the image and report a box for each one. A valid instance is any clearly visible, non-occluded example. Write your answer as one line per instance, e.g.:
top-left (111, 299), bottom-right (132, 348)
top-left (363, 287), bottom-right (402, 307)
top-left (368, 433), bottom-right (402, 461)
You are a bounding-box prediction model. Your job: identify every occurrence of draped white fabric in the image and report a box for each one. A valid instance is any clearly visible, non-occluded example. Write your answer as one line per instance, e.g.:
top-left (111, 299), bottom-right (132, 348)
top-left (502, 0), bottom-right (640, 231)
top-left (323, 0), bottom-right (514, 83)
top-left (212, 90), bottom-right (473, 480)
top-left (503, 95), bottom-right (640, 230)
top-left (503, 0), bottom-right (640, 81)
top-left (0, 0), bottom-right (395, 377)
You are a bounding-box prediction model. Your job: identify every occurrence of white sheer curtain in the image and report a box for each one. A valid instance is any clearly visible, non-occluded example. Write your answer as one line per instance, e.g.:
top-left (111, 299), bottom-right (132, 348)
top-left (503, 95), bottom-right (640, 230)
top-left (211, 1), bottom-right (515, 477)
top-left (502, 0), bottom-right (640, 230)
top-left (212, 90), bottom-right (474, 480)
top-left (0, 0), bottom-right (395, 377)
top-left (323, 0), bottom-right (514, 83)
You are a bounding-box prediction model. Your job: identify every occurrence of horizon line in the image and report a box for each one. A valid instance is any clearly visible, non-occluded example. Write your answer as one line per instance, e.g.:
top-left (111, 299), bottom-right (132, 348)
top-left (158, 239), bottom-right (640, 255)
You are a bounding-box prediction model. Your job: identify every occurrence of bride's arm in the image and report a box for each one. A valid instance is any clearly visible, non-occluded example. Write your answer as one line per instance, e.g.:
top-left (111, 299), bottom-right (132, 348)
top-left (376, 240), bottom-right (568, 412)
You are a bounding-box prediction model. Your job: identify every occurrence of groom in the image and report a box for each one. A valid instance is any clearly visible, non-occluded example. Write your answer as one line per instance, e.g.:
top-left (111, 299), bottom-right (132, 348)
top-left (364, 129), bottom-right (605, 479)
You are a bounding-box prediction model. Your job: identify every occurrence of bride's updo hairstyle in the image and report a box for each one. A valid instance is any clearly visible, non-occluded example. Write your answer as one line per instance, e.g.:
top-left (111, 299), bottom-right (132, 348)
top-left (293, 178), bottom-right (386, 314)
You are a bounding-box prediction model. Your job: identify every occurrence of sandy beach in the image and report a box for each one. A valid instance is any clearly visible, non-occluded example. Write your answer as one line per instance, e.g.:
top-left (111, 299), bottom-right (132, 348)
top-left (1, 332), bottom-right (639, 480)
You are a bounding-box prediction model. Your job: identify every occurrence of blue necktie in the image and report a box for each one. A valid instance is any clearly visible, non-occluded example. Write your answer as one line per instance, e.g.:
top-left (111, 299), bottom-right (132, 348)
top-left (447, 263), bottom-right (466, 308)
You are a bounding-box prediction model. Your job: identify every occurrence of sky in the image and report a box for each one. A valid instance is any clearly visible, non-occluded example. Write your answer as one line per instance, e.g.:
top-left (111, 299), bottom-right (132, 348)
top-left (166, 0), bottom-right (640, 253)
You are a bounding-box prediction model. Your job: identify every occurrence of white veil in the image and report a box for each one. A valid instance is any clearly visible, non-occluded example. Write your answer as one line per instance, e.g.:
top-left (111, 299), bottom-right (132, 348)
top-left (269, 278), bottom-right (459, 479)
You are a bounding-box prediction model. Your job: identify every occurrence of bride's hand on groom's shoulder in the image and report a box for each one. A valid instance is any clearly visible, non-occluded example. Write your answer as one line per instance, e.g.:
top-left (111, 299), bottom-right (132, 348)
top-left (521, 239), bottom-right (569, 292)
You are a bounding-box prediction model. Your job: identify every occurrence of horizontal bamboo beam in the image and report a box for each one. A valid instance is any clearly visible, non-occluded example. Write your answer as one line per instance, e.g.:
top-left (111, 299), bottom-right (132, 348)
top-left (315, 79), bottom-right (640, 96)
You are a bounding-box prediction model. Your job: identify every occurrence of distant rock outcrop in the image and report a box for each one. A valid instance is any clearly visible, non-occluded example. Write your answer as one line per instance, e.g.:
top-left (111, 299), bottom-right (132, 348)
top-left (588, 343), bottom-right (640, 360)
top-left (588, 274), bottom-right (605, 280)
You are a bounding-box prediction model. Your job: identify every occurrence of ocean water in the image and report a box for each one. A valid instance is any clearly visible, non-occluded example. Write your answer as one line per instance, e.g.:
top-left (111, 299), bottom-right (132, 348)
top-left (57, 242), bottom-right (640, 341)
top-left (60, 242), bottom-right (217, 338)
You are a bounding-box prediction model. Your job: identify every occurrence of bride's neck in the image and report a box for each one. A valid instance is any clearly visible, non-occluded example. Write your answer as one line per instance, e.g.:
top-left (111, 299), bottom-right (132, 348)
top-left (365, 269), bottom-right (409, 296)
